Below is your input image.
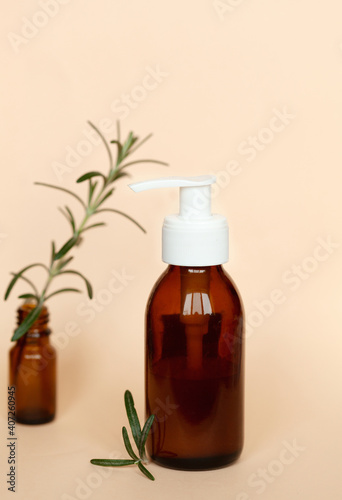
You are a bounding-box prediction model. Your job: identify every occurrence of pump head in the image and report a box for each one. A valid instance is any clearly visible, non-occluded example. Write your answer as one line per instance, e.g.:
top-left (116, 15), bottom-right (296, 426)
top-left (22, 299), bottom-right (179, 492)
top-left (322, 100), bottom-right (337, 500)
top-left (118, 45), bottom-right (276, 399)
top-left (129, 175), bottom-right (228, 266)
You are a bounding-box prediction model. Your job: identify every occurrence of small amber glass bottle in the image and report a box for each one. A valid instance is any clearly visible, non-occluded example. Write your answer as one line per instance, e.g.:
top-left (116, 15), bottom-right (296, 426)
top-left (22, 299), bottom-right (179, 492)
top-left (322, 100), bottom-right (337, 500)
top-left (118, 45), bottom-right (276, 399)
top-left (145, 265), bottom-right (244, 471)
top-left (9, 302), bottom-right (56, 425)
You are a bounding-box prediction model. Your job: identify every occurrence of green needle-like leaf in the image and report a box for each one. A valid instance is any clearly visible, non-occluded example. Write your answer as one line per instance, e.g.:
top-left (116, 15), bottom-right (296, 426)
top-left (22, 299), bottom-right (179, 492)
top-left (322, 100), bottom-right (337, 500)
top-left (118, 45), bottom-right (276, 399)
top-left (126, 133), bottom-right (152, 156)
top-left (81, 222), bottom-right (106, 233)
top-left (76, 171), bottom-right (107, 183)
top-left (89, 390), bottom-right (155, 481)
top-left (58, 207), bottom-right (73, 231)
top-left (96, 208), bottom-right (146, 233)
top-left (5, 263), bottom-right (49, 300)
top-left (110, 139), bottom-right (123, 166)
top-left (58, 270), bottom-right (93, 299)
top-left (118, 132), bottom-right (135, 162)
top-left (18, 293), bottom-right (39, 301)
top-left (95, 188), bottom-right (115, 208)
top-left (7, 122), bottom-right (166, 349)
top-left (139, 415), bottom-right (155, 460)
top-left (122, 427), bottom-right (139, 460)
top-left (88, 180), bottom-right (98, 204)
top-left (119, 159), bottom-right (168, 170)
top-left (50, 241), bottom-right (56, 265)
top-left (122, 131), bottom-right (134, 154)
top-left (137, 462), bottom-right (155, 481)
top-left (12, 273), bottom-right (39, 297)
top-left (65, 206), bottom-right (76, 231)
top-left (116, 121), bottom-right (120, 142)
top-left (87, 121), bottom-right (113, 171)
top-left (56, 256), bottom-right (74, 272)
top-left (44, 288), bottom-right (81, 301)
top-left (35, 182), bottom-right (86, 209)
top-left (58, 207), bottom-right (76, 234)
top-left (124, 390), bottom-right (142, 449)
top-left (11, 304), bottom-right (43, 341)
top-left (110, 171), bottom-right (131, 182)
top-left (90, 459), bottom-right (137, 467)
top-left (54, 236), bottom-right (78, 260)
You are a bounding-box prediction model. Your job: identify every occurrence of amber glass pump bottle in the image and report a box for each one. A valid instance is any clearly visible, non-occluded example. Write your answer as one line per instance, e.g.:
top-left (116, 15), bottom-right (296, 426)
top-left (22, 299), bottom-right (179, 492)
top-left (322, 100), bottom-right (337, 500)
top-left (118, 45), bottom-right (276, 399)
top-left (9, 302), bottom-right (56, 425)
top-left (130, 175), bottom-right (244, 471)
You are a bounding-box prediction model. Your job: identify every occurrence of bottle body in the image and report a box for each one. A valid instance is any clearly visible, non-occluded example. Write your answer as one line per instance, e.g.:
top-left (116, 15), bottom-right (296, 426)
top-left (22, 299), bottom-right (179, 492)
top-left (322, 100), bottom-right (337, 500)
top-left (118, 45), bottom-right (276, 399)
top-left (9, 303), bottom-right (56, 425)
top-left (145, 265), bottom-right (244, 470)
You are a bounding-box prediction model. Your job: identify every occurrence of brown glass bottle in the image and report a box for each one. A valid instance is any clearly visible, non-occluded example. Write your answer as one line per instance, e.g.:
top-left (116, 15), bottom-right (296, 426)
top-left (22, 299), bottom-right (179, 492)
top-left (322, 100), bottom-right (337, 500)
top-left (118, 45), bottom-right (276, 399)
top-left (145, 265), bottom-right (244, 471)
top-left (9, 303), bottom-right (56, 425)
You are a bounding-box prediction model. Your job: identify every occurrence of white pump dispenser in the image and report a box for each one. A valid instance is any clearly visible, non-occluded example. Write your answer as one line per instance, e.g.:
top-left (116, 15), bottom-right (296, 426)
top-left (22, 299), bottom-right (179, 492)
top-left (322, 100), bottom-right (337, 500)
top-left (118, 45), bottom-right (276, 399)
top-left (129, 175), bottom-right (228, 267)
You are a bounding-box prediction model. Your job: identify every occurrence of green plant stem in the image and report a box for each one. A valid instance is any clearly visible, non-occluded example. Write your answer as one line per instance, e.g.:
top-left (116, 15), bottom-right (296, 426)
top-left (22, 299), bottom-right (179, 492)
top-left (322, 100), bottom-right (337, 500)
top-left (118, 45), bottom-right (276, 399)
top-left (90, 391), bottom-right (155, 481)
top-left (35, 183), bottom-right (107, 303)
top-left (12, 176), bottom-right (116, 323)
top-left (5, 122), bottom-right (167, 341)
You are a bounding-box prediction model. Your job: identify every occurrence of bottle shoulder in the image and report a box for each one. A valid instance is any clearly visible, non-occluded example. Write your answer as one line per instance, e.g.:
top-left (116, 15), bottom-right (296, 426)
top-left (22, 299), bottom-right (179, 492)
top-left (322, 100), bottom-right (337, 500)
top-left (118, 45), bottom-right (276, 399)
top-left (148, 266), bottom-right (177, 294)
top-left (218, 267), bottom-right (243, 304)
top-left (147, 266), bottom-right (177, 311)
top-left (147, 265), bottom-right (243, 316)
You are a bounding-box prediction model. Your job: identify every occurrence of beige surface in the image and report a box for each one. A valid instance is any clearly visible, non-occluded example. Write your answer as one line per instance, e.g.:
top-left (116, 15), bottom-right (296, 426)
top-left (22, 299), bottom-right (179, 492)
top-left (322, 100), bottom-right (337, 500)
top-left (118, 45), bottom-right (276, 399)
top-left (1, 1), bottom-right (342, 499)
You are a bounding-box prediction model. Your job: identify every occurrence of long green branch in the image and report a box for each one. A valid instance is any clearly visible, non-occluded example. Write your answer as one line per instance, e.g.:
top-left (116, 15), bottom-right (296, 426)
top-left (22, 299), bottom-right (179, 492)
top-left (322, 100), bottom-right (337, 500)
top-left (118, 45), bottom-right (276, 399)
top-left (5, 121), bottom-right (167, 341)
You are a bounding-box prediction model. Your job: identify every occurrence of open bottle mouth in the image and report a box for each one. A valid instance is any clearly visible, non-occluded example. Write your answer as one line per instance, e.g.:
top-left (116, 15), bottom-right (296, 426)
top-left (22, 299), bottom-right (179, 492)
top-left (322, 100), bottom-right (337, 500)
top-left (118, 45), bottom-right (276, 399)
top-left (17, 301), bottom-right (50, 334)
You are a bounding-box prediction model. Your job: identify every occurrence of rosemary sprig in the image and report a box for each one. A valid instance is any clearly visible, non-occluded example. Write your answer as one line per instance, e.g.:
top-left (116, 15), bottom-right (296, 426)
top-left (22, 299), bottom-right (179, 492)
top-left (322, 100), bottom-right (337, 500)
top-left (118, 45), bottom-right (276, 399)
top-left (91, 390), bottom-right (155, 481)
top-left (4, 122), bottom-right (167, 341)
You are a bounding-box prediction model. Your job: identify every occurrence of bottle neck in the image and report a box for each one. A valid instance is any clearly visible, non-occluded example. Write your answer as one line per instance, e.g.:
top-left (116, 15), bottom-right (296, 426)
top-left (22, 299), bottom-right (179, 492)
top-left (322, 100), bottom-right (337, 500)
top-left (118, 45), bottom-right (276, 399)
top-left (170, 264), bottom-right (222, 274)
top-left (17, 302), bottom-right (51, 339)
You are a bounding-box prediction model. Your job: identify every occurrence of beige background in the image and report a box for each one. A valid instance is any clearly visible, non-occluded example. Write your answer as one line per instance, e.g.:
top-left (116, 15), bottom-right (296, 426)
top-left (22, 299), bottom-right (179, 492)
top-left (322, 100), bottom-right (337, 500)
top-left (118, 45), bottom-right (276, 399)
top-left (1, 1), bottom-right (342, 499)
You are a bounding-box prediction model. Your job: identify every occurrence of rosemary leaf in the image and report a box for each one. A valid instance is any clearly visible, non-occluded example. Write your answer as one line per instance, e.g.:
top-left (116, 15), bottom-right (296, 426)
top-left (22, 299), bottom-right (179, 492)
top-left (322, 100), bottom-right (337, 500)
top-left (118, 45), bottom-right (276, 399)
top-left (88, 180), bottom-right (98, 204)
top-left (95, 188), bottom-right (115, 209)
top-left (110, 171), bottom-right (131, 182)
top-left (139, 414), bottom-right (155, 460)
top-left (90, 459), bottom-right (137, 467)
top-left (127, 133), bottom-right (152, 156)
top-left (11, 304), bottom-right (43, 341)
top-left (44, 288), bottom-right (81, 301)
top-left (56, 256), bottom-right (74, 271)
top-left (110, 140), bottom-right (122, 166)
top-left (65, 206), bottom-right (76, 232)
top-left (18, 293), bottom-right (39, 301)
top-left (116, 121), bottom-right (120, 142)
top-left (138, 462), bottom-right (155, 481)
top-left (54, 236), bottom-right (78, 260)
top-left (76, 171), bottom-right (106, 183)
top-left (7, 121), bottom-right (166, 344)
top-left (5, 263), bottom-right (49, 300)
top-left (58, 207), bottom-right (75, 235)
top-left (87, 121), bottom-right (113, 171)
top-left (81, 222), bottom-right (106, 233)
top-left (95, 208), bottom-right (146, 233)
top-left (12, 273), bottom-right (39, 297)
top-left (124, 390), bottom-right (142, 450)
top-left (118, 132), bottom-right (135, 162)
top-left (50, 241), bottom-right (56, 265)
top-left (122, 427), bottom-right (139, 461)
top-left (90, 390), bottom-right (155, 481)
top-left (57, 270), bottom-right (93, 299)
top-left (35, 182), bottom-right (86, 209)
top-left (119, 159), bottom-right (168, 170)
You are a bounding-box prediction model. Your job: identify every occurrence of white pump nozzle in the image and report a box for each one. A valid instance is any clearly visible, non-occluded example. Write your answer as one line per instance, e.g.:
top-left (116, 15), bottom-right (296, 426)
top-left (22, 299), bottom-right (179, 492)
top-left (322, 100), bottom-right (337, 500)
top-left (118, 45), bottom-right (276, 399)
top-left (130, 175), bottom-right (215, 220)
top-left (129, 175), bottom-right (228, 266)
top-left (129, 175), bottom-right (215, 191)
